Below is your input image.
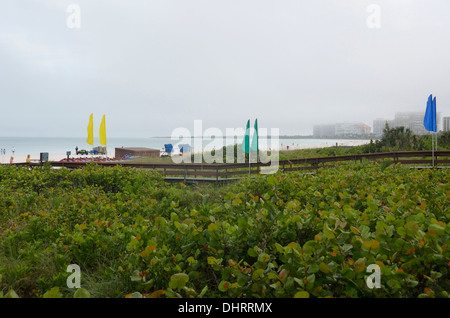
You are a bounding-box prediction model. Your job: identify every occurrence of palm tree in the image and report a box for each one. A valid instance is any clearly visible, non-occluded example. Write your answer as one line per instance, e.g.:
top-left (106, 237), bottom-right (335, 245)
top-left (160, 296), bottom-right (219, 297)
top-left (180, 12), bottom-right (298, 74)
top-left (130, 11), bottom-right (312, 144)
top-left (379, 124), bottom-right (418, 151)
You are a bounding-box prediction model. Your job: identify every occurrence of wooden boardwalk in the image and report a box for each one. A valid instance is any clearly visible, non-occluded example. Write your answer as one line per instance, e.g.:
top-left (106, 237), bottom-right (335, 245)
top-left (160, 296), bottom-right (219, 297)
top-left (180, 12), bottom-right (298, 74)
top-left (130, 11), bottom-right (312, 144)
top-left (12, 150), bottom-right (450, 183)
top-left (164, 176), bottom-right (242, 185)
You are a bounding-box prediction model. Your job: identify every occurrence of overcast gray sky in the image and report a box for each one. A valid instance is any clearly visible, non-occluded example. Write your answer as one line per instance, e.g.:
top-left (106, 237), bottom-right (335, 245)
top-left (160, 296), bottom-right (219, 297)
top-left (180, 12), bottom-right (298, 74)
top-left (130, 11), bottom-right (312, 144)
top-left (1, 0), bottom-right (449, 137)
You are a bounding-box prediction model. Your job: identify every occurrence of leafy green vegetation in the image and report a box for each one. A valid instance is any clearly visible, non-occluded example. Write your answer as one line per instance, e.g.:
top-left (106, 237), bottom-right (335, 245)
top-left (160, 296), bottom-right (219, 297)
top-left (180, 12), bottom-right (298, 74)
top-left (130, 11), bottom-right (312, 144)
top-left (359, 125), bottom-right (450, 154)
top-left (0, 163), bottom-right (449, 298)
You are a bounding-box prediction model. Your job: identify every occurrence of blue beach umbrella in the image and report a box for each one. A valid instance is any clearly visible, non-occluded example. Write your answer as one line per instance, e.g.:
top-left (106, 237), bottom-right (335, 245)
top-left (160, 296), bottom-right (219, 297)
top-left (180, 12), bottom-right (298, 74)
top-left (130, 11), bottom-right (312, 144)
top-left (423, 94), bottom-right (437, 132)
top-left (423, 94), bottom-right (437, 166)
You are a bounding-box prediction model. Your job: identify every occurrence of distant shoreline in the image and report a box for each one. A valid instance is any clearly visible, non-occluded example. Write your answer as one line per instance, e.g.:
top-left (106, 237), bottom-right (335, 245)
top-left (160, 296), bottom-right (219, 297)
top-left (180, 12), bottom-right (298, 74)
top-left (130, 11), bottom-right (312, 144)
top-left (0, 136), bottom-right (371, 160)
top-left (152, 136), bottom-right (376, 140)
top-left (0, 135), bottom-right (377, 140)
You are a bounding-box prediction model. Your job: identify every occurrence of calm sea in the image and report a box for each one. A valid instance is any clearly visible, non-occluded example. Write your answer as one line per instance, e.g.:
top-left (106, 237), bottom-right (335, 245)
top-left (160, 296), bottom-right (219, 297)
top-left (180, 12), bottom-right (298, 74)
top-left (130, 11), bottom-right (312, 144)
top-left (0, 136), bottom-right (370, 155)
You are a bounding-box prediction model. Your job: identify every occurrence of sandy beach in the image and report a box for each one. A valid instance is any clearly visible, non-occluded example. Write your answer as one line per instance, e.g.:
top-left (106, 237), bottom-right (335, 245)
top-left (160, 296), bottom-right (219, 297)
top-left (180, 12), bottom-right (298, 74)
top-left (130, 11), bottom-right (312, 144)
top-left (0, 152), bottom-right (116, 164)
top-left (0, 139), bottom-right (371, 165)
top-left (277, 139), bottom-right (369, 151)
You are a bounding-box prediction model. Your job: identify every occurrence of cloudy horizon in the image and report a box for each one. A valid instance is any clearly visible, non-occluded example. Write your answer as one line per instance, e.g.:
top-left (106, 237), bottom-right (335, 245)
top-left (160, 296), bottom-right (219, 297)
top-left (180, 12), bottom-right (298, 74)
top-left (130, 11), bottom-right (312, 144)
top-left (1, 0), bottom-right (449, 138)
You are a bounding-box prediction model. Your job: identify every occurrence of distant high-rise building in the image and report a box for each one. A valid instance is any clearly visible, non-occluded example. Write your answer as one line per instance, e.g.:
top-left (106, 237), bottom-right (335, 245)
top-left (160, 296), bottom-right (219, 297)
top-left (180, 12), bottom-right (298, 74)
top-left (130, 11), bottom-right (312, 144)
top-left (313, 122), bottom-right (371, 137)
top-left (373, 118), bottom-right (387, 137)
top-left (387, 119), bottom-right (394, 128)
top-left (335, 122), bottom-right (367, 137)
top-left (357, 124), bottom-right (371, 136)
top-left (443, 117), bottom-right (450, 132)
top-left (313, 124), bottom-right (335, 138)
top-left (393, 111), bottom-right (441, 135)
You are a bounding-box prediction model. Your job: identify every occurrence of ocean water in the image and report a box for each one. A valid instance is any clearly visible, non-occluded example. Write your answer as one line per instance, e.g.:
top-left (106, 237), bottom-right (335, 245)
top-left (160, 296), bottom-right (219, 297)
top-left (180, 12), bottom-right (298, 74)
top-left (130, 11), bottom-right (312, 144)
top-left (0, 136), bottom-right (370, 155)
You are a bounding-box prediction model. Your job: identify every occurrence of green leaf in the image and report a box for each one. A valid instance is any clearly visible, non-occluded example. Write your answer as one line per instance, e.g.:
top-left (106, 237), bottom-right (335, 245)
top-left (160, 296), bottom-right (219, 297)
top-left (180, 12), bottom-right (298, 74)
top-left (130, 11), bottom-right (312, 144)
top-left (387, 278), bottom-right (401, 289)
top-left (405, 221), bottom-right (419, 234)
top-left (183, 286), bottom-right (197, 297)
top-left (232, 198), bottom-right (243, 205)
top-left (363, 239), bottom-right (380, 249)
top-left (169, 273), bottom-right (189, 290)
top-left (131, 270), bottom-right (142, 282)
top-left (287, 242), bottom-right (301, 251)
top-left (293, 277), bottom-right (304, 288)
top-left (237, 275), bottom-right (249, 286)
top-left (323, 223), bottom-right (336, 239)
top-left (198, 285), bottom-right (208, 298)
top-left (187, 256), bottom-right (197, 266)
top-left (308, 264), bottom-right (319, 274)
top-left (268, 272), bottom-right (278, 280)
top-left (319, 262), bottom-right (332, 274)
top-left (74, 288), bottom-right (91, 298)
top-left (359, 225), bottom-right (370, 239)
top-left (407, 280), bottom-right (419, 288)
top-left (307, 274), bottom-right (316, 285)
top-left (267, 175), bottom-right (278, 186)
top-left (207, 223), bottom-right (218, 232)
top-left (302, 241), bottom-right (317, 256)
top-left (218, 280), bottom-right (231, 292)
top-left (342, 244), bottom-right (353, 253)
top-left (247, 247), bottom-right (257, 258)
top-left (170, 212), bottom-right (179, 221)
top-left (155, 217), bottom-right (167, 227)
top-left (294, 291), bottom-right (309, 298)
top-left (43, 287), bottom-right (62, 298)
top-left (5, 289), bottom-right (20, 298)
top-left (274, 243), bottom-right (285, 254)
top-left (428, 224), bottom-right (445, 234)
top-left (252, 268), bottom-right (264, 280)
top-left (386, 215), bottom-right (396, 222)
top-left (396, 227), bottom-right (406, 237)
top-left (350, 226), bottom-right (360, 235)
top-left (354, 258), bottom-right (366, 274)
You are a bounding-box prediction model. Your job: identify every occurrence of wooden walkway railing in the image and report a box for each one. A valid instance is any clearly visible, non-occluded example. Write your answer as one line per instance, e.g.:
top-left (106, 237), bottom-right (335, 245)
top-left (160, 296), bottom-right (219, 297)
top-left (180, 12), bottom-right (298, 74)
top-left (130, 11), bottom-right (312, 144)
top-left (13, 150), bottom-right (450, 182)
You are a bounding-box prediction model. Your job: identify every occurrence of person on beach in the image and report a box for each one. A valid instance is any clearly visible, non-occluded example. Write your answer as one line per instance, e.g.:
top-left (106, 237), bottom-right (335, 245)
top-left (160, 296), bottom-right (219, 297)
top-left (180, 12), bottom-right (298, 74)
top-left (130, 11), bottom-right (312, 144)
top-left (26, 154), bottom-right (31, 164)
top-left (12, 146), bottom-right (15, 155)
top-left (10, 156), bottom-right (14, 164)
top-left (76, 146), bottom-right (78, 155)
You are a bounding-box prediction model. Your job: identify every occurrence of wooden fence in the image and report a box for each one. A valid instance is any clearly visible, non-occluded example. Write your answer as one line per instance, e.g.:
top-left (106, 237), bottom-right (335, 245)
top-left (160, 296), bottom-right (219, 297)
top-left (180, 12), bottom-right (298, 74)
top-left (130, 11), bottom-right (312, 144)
top-left (14, 150), bottom-right (450, 183)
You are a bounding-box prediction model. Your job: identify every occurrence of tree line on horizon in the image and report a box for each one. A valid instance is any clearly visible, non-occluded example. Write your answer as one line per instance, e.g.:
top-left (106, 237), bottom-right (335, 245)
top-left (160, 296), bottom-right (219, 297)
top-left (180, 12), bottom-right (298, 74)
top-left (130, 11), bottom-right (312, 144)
top-left (361, 123), bottom-right (450, 153)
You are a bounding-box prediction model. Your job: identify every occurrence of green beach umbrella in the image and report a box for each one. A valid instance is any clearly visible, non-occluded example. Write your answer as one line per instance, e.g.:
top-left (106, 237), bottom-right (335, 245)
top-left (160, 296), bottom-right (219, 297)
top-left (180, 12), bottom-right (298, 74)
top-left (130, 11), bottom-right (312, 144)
top-left (251, 119), bottom-right (258, 152)
top-left (242, 119), bottom-right (250, 154)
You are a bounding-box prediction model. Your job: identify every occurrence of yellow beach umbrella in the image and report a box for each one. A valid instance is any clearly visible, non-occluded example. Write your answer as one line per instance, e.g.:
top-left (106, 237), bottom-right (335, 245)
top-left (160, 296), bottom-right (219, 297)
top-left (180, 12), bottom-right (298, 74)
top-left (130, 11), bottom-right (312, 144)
top-left (86, 113), bottom-right (94, 145)
top-left (99, 114), bottom-right (107, 145)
